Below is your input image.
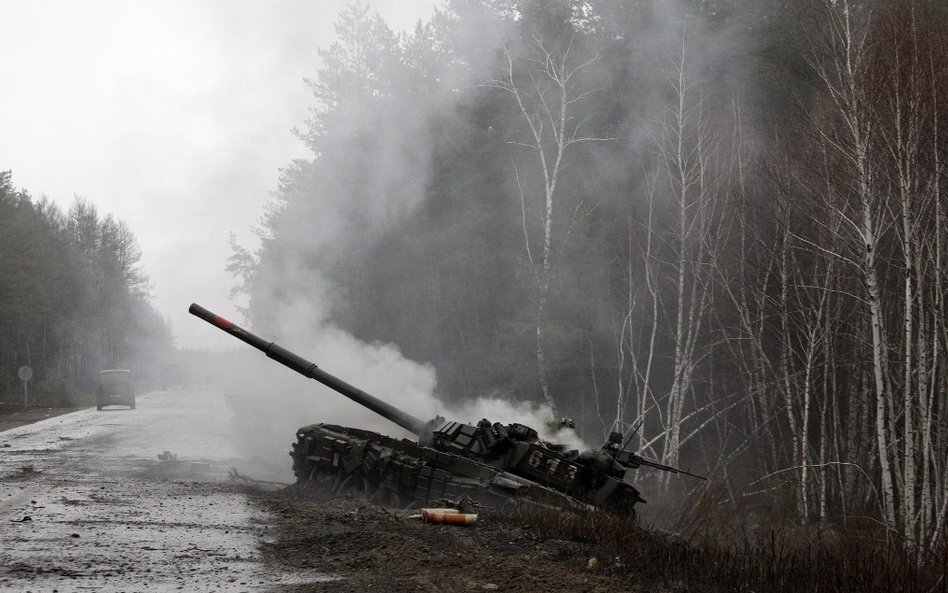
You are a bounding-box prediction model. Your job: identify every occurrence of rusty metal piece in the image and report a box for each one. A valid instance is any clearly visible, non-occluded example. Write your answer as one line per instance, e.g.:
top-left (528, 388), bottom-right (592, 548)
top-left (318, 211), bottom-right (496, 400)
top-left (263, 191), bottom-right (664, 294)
top-left (422, 510), bottom-right (477, 526)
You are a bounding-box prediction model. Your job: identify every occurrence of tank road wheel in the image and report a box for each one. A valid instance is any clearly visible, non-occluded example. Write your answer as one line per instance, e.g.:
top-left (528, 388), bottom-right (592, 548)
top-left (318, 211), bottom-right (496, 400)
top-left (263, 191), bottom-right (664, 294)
top-left (331, 472), bottom-right (354, 495)
top-left (367, 485), bottom-right (406, 508)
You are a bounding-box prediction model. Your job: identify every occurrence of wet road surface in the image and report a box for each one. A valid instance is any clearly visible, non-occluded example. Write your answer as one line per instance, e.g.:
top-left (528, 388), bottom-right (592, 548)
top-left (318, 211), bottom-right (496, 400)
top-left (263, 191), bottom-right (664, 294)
top-left (0, 390), bottom-right (290, 592)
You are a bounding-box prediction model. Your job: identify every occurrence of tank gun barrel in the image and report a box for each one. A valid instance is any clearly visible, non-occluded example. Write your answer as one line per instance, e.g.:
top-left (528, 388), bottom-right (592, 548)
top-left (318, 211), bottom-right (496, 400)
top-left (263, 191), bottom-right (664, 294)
top-left (188, 303), bottom-right (429, 436)
top-left (615, 450), bottom-right (707, 480)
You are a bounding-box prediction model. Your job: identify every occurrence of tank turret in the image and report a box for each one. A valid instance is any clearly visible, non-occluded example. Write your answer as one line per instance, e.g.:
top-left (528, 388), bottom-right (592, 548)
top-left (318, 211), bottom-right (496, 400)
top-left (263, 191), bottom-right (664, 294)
top-left (190, 303), bottom-right (704, 513)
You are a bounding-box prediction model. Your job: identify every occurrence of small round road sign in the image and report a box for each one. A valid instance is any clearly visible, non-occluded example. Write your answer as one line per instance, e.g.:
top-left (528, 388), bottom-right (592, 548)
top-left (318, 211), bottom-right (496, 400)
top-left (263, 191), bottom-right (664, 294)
top-left (18, 366), bottom-right (33, 381)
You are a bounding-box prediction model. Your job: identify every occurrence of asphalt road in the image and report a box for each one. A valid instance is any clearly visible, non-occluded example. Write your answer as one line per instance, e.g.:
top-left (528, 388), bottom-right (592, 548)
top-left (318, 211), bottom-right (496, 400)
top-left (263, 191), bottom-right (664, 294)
top-left (0, 389), bottom-right (310, 592)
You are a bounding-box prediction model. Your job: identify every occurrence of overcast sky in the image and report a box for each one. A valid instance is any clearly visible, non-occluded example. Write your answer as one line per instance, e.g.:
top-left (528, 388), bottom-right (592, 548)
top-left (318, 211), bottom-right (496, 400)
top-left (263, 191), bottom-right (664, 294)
top-left (0, 0), bottom-right (440, 349)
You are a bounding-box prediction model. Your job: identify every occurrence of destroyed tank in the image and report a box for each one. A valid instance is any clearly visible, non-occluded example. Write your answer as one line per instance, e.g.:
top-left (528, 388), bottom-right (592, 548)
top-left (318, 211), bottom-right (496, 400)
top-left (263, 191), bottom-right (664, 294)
top-left (190, 303), bottom-right (704, 513)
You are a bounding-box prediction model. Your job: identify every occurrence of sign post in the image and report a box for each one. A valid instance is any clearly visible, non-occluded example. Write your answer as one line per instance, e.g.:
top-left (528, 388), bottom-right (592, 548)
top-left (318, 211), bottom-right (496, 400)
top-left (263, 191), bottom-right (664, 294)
top-left (17, 366), bottom-right (32, 410)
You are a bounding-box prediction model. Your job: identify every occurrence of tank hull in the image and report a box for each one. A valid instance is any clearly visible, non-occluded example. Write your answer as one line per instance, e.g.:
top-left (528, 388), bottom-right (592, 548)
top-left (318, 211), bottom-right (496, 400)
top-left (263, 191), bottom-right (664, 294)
top-left (290, 423), bottom-right (643, 513)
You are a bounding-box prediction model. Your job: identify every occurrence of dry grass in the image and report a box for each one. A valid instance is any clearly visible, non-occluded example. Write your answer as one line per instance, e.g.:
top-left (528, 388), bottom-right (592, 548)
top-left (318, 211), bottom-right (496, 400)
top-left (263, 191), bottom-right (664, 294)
top-left (502, 502), bottom-right (948, 593)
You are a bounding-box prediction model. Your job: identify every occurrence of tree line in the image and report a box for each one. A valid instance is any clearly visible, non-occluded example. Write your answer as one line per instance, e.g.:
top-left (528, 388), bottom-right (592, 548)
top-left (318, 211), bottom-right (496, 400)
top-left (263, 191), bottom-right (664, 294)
top-left (231, 0), bottom-right (948, 553)
top-left (0, 171), bottom-right (172, 405)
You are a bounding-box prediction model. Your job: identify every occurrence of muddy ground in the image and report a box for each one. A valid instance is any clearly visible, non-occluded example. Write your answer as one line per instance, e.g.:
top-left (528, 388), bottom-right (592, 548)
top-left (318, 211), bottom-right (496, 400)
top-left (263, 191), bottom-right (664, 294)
top-left (257, 491), bottom-right (662, 593)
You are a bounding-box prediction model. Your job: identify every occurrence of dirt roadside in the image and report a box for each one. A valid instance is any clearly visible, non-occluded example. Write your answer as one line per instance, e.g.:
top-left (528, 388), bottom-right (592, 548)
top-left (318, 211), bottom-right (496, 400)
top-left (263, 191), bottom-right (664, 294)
top-left (255, 490), bottom-right (672, 593)
top-left (0, 406), bottom-right (87, 432)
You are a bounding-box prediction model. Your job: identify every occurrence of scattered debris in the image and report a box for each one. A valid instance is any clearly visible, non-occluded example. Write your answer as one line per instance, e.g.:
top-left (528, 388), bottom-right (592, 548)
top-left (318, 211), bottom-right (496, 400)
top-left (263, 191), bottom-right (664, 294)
top-left (407, 497), bottom-right (482, 526)
top-left (439, 495), bottom-right (479, 514)
top-left (426, 511), bottom-right (478, 526)
top-left (416, 507), bottom-right (479, 526)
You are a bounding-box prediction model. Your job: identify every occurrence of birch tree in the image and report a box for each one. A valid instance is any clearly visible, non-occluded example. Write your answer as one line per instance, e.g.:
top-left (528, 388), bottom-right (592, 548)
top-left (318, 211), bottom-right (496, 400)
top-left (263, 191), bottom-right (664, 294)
top-left (650, 35), bottom-right (722, 471)
top-left (488, 23), bottom-right (606, 415)
top-left (780, 0), bottom-right (948, 549)
top-left (800, 0), bottom-right (900, 529)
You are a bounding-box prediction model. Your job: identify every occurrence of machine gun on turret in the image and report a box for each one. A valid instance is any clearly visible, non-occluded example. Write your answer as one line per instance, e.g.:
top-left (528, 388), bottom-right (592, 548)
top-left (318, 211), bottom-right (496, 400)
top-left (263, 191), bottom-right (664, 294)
top-left (599, 430), bottom-right (707, 480)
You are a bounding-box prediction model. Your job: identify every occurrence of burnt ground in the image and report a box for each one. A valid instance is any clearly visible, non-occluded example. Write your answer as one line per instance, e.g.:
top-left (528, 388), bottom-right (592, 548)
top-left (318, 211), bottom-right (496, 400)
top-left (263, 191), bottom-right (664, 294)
top-left (256, 491), bottom-right (668, 593)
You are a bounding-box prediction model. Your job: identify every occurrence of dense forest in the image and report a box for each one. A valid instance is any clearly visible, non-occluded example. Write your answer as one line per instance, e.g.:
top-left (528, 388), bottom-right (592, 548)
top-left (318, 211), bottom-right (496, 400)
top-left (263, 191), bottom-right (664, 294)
top-left (0, 171), bottom-right (173, 405)
top-left (230, 0), bottom-right (947, 553)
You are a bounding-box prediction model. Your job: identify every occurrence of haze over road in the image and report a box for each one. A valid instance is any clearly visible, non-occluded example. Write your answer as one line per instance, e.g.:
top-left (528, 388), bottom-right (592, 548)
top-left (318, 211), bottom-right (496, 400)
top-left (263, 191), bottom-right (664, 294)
top-left (0, 1), bottom-right (441, 350)
top-left (0, 390), bottom-right (308, 592)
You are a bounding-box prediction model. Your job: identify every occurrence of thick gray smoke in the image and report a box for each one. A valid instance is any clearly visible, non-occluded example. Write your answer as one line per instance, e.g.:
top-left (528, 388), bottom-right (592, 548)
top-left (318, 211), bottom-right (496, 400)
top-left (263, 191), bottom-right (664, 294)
top-left (219, 2), bottom-right (584, 471)
top-left (223, 268), bottom-right (589, 476)
top-left (220, 0), bottom-right (761, 474)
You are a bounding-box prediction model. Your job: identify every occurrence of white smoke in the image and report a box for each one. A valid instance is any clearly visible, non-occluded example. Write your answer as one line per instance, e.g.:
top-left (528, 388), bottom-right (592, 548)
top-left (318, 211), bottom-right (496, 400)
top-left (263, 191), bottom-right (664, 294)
top-left (448, 396), bottom-right (591, 451)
